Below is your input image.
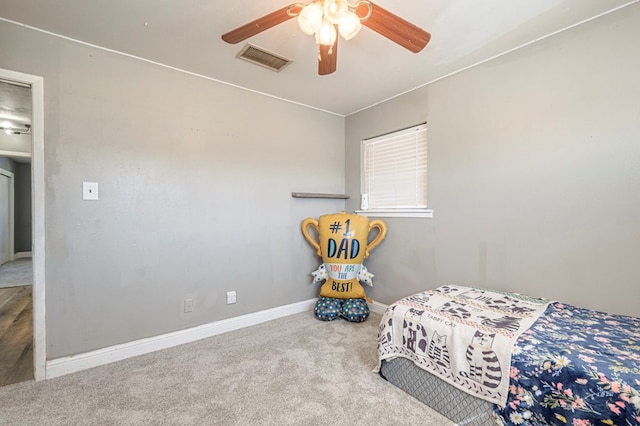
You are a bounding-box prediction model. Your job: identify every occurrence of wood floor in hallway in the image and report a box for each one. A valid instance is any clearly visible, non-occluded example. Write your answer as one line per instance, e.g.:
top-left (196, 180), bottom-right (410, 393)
top-left (0, 285), bottom-right (33, 387)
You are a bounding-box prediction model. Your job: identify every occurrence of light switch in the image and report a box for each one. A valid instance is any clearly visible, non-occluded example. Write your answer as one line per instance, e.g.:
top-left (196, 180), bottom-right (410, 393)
top-left (83, 182), bottom-right (99, 200)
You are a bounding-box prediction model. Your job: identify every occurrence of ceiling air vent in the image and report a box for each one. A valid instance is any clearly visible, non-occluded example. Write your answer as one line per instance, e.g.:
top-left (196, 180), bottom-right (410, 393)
top-left (236, 44), bottom-right (292, 72)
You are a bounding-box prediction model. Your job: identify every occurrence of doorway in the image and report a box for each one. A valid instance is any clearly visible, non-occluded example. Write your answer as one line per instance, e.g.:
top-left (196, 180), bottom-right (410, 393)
top-left (0, 68), bottom-right (45, 383)
top-left (0, 80), bottom-right (33, 386)
top-left (0, 161), bottom-right (34, 385)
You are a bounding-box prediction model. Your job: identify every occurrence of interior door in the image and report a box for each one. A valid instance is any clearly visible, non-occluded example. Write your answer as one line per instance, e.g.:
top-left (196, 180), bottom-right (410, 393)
top-left (0, 172), bottom-right (9, 265)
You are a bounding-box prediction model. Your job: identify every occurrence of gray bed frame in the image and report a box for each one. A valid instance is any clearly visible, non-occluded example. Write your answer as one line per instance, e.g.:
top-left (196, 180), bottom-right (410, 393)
top-left (379, 357), bottom-right (500, 426)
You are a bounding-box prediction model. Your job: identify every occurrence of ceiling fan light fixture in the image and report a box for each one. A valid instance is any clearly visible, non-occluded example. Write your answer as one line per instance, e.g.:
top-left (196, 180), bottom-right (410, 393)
top-left (315, 18), bottom-right (337, 46)
top-left (292, 0), bottom-right (372, 43)
top-left (323, 0), bottom-right (348, 23)
top-left (337, 10), bottom-right (362, 40)
top-left (297, 2), bottom-right (323, 35)
top-left (222, 0), bottom-right (431, 76)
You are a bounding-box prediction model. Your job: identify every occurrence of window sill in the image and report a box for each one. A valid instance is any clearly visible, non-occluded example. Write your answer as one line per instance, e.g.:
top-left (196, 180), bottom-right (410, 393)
top-left (355, 209), bottom-right (434, 218)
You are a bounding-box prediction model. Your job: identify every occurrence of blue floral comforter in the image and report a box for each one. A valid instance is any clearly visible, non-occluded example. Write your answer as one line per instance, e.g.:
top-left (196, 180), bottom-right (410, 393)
top-left (496, 302), bottom-right (640, 425)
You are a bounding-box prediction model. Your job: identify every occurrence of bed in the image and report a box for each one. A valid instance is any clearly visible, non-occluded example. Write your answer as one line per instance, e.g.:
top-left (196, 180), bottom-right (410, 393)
top-left (375, 285), bottom-right (640, 425)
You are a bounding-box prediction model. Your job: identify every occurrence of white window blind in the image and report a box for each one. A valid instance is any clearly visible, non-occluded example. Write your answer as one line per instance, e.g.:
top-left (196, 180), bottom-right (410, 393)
top-left (362, 124), bottom-right (427, 211)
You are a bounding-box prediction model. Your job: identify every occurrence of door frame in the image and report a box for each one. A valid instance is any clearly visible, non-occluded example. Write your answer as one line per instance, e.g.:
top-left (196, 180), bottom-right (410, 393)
top-left (0, 167), bottom-right (15, 265)
top-left (0, 68), bottom-right (45, 381)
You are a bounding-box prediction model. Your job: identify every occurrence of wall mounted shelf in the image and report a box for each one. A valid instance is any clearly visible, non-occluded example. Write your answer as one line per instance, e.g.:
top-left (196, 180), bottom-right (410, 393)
top-left (291, 192), bottom-right (349, 199)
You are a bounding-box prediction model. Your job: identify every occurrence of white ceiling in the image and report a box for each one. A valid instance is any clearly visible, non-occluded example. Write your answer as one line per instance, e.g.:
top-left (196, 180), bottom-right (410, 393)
top-left (0, 0), bottom-right (636, 116)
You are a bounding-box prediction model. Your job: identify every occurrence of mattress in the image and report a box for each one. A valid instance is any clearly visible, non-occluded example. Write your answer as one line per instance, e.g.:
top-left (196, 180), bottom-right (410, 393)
top-left (379, 357), bottom-right (498, 426)
top-left (376, 285), bottom-right (550, 407)
top-left (376, 285), bottom-right (640, 425)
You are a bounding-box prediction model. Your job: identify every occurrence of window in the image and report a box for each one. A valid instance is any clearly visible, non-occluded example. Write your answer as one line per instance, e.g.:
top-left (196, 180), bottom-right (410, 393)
top-left (358, 123), bottom-right (432, 218)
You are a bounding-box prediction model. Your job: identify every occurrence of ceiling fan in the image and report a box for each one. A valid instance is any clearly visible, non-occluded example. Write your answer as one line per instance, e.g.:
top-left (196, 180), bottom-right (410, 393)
top-left (221, 0), bottom-right (431, 75)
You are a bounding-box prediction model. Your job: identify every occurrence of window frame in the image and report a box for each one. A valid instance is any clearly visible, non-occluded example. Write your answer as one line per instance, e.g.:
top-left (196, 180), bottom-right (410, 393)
top-left (356, 123), bottom-right (433, 219)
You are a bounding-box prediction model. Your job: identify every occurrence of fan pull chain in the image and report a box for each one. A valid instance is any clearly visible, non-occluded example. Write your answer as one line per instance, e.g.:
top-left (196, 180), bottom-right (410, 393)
top-left (318, 45), bottom-right (334, 62)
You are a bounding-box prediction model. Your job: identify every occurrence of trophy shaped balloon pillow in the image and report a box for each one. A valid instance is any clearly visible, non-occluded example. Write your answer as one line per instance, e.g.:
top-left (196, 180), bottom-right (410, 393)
top-left (302, 211), bottom-right (387, 322)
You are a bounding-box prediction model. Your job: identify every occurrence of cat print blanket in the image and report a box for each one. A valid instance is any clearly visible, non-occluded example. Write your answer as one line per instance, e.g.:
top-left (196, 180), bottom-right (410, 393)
top-left (375, 285), bottom-right (550, 407)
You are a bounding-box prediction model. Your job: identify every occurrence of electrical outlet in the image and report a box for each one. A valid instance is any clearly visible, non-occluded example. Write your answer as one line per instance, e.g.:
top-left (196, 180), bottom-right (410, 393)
top-left (226, 291), bottom-right (237, 305)
top-left (360, 193), bottom-right (369, 210)
top-left (184, 298), bottom-right (194, 313)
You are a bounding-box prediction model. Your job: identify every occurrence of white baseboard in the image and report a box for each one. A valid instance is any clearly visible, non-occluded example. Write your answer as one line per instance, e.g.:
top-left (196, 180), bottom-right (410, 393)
top-left (14, 251), bottom-right (32, 259)
top-left (369, 300), bottom-right (389, 315)
top-left (46, 298), bottom-right (318, 379)
top-left (45, 297), bottom-right (390, 380)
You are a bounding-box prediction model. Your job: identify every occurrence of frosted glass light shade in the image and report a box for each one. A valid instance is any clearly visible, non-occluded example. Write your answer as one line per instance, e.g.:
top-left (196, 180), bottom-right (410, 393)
top-left (315, 19), bottom-right (337, 46)
top-left (297, 2), bottom-right (323, 35)
top-left (323, 0), bottom-right (348, 23)
top-left (338, 10), bottom-right (362, 40)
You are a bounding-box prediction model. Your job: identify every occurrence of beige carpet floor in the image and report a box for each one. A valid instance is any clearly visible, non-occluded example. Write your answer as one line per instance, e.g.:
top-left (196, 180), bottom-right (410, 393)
top-left (0, 311), bottom-right (454, 425)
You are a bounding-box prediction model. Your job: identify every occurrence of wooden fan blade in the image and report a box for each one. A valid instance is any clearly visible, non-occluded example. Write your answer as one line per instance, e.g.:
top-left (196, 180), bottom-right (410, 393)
top-left (318, 37), bottom-right (338, 75)
top-left (221, 4), bottom-right (302, 44)
top-left (357, 2), bottom-right (431, 53)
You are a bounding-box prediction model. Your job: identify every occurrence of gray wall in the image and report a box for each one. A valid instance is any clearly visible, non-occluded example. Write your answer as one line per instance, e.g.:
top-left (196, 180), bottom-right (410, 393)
top-left (0, 156), bottom-right (16, 172)
top-left (346, 4), bottom-right (640, 317)
top-left (0, 159), bottom-right (32, 253)
top-left (14, 162), bottom-right (31, 253)
top-left (1, 21), bottom-right (346, 358)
